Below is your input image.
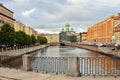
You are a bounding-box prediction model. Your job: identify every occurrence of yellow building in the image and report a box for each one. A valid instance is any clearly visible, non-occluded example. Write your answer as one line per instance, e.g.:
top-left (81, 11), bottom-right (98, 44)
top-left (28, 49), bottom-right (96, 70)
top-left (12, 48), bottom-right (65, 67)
top-left (14, 21), bottom-right (25, 32)
top-left (14, 21), bottom-right (38, 37)
top-left (32, 29), bottom-right (38, 38)
top-left (45, 34), bottom-right (59, 43)
top-left (80, 32), bottom-right (87, 43)
top-left (0, 4), bottom-right (15, 27)
top-left (24, 26), bottom-right (30, 35)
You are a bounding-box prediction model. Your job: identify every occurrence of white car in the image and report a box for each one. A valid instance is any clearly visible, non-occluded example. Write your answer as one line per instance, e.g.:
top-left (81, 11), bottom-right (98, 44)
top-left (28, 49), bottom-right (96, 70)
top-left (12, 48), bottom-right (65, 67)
top-left (96, 43), bottom-right (103, 47)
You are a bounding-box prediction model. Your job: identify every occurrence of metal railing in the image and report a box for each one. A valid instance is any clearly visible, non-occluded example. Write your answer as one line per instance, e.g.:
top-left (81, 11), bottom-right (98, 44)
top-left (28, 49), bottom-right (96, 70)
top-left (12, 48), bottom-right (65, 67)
top-left (79, 57), bottom-right (120, 76)
top-left (30, 57), bottom-right (68, 74)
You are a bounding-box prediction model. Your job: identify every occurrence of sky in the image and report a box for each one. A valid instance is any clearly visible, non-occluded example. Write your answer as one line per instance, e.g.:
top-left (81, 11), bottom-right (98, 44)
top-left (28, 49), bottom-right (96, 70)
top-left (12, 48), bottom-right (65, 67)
top-left (1, 0), bottom-right (120, 34)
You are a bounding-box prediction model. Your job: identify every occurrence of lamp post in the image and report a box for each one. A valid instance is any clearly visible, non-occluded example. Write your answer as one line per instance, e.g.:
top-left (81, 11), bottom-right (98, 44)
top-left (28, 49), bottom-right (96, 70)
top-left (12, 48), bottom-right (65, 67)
top-left (94, 39), bottom-right (97, 56)
top-left (94, 39), bottom-right (96, 46)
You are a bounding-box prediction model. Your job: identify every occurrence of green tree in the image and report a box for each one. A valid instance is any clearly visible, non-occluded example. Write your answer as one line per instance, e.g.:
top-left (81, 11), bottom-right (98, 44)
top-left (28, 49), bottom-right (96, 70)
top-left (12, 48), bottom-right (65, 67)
top-left (4, 32), bottom-right (16, 46)
top-left (15, 31), bottom-right (32, 46)
top-left (31, 35), bottom-right (37, 44)
top-left (38, 36), bottom-right (47, 44)
top-left (1, 23), bottom-right (15, 32)
top-left (0, 31), bottom-right (4, 45)
top-left (15, 31), bottom-right (25, 46)
top-left (43, 37), bottom-right (47, 44)
top-left (0, 23), bottom-right (16, 47)
top-left (24, 34), bottom-right (32, 45)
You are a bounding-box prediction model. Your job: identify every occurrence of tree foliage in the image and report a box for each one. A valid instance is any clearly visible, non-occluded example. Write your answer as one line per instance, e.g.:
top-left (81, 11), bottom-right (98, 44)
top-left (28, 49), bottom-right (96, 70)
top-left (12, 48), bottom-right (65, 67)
top-left (15, 31), bottom-right (32, 46)
top-left (31, 35), bottom-right (37, 44)
top-left (0, 23), bottom-right (15, 46)
top-left (1, 23), bottom-right (15, 32)
top-left (0, 23), bottom-right (38, 47)
top-left (38, 36), bottom-right (47, 44)
top-left (0, 31), bottom-right (4, 45)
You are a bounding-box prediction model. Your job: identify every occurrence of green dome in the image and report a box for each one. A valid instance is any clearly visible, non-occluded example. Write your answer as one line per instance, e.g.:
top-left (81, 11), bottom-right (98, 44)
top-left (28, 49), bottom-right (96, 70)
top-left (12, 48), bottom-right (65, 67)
top-left (65, 22), bottom-right (70, 32)
top-left (65, 23), bottom-right (70, 27)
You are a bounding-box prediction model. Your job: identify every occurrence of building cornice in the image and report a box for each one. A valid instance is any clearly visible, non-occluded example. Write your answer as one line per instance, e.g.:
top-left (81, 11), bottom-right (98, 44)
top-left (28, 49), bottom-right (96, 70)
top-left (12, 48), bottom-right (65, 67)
top-left (114, 30), bottom-right (120, 32)
top-left (0, 13), bottom-right (15, 21)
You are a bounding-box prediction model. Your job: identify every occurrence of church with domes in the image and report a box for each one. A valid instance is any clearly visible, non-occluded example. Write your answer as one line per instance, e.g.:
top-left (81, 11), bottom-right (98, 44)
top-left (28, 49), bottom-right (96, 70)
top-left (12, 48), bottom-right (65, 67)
top-left (61, 22), bottom-right (75, 32)
top-left (59, 23), bottom-right (77, 43)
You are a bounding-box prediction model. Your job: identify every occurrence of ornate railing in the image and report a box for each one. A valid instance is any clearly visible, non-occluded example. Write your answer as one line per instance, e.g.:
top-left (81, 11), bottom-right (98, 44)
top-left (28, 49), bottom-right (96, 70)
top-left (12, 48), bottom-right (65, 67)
top-left (30, 57), bottom-right (68, 74)
top-left (78, 57), bottom-right (120, 76)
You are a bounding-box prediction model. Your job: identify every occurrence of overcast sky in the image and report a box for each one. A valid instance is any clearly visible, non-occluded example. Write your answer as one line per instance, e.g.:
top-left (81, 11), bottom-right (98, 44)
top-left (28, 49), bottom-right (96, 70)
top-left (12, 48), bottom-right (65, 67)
top-left (1, 0), bottom-right (120, 34)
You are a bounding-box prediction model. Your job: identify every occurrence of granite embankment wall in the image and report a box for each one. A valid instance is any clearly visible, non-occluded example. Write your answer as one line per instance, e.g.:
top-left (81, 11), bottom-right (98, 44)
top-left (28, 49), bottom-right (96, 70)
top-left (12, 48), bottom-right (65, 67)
top-left (0, 45), bottom-right (49, 56)
top-left (0, 45), bottom-right (50, 64)
top-left (67, 44), bottom-right (120, 58)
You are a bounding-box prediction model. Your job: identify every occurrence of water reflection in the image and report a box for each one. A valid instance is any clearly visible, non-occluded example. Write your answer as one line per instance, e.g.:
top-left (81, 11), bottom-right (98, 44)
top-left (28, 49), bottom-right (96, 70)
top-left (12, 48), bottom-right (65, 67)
top-left (34, 46), bottom-right (105, 57)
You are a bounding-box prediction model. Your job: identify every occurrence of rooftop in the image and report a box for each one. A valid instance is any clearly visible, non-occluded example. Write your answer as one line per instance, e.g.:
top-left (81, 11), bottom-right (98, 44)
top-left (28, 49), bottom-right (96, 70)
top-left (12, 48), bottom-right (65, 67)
top-left (0, 4), bottom-right (14, 13)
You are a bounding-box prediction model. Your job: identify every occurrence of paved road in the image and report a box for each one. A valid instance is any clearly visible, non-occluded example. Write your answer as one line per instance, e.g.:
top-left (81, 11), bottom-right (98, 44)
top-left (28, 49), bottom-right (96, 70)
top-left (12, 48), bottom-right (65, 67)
top-left (0, 68), bottom-right (120, 80)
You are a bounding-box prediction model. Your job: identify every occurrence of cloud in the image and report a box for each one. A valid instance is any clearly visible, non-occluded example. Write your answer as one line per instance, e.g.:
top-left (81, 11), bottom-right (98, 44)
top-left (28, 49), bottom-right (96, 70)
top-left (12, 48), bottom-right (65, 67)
top-left (67, 0), bottom-right (90, 4)
top-left (22, 8), bottom-right (37, 17)
top-left (1, 0), bottom-right (120, 34)
top-left (35, 29), bottom-right (59, 34)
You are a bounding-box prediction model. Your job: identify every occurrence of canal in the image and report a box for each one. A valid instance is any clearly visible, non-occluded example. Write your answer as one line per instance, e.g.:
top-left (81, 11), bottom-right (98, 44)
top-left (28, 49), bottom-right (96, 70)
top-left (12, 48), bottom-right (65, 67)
top-left (4, 46), bottom-right (104, 69)
top-left (4, 46), bottom-right (111, 69)
top-left (33, 46), bottom-right (105, 57)
top-left (3, 46), bottom-right (120, 76)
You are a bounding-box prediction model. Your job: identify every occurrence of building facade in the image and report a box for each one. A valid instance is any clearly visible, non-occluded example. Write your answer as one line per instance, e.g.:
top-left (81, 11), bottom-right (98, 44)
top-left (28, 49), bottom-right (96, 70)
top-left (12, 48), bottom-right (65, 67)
top-left (87, 13), bottom-right (120, 43)
top-left (0, 4), bottom-right (15, 28)
top-left (114, 20), bottom-right (120, 44)
top-left (14, 21), bottom-right (25, 32)
top-left (80, 32), bottom-right (87, 43)
top-left (32, 29), bottom-right (38, 38)
top-left (44, 34), bottom-right (59, 43)
top-left (0, 4), bottom-right (38, 38)
top-left (76, 33), bottom-right (80, 42)
top-left (14, 21), bottom-right (38, 37)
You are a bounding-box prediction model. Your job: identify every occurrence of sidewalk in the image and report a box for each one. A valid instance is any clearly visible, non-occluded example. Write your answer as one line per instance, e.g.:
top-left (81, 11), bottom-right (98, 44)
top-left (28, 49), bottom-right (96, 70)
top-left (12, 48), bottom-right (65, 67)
top-left (0, 67), bottom-right (119, 80)
top-left (0, 45), bottom-right (46, 56)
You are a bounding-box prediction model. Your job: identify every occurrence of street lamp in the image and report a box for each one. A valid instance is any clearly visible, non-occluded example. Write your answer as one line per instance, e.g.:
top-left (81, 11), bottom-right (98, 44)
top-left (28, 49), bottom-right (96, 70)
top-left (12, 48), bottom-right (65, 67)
top-left (94, 39), bottom-right (96, 46)
top-left (94, 39), bottom-right (97, 56)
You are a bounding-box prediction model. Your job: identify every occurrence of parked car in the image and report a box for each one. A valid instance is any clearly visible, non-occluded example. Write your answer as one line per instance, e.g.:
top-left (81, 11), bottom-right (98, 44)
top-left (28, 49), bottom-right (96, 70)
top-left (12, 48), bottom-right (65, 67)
top-left (96, 43), bottom-right (106, 47)
top-left (115, 44), bottom-right (120, 49)
top-left (96, 43), bottom-right (103, 47)
top-left (87, 43), bottom-right (94, 46)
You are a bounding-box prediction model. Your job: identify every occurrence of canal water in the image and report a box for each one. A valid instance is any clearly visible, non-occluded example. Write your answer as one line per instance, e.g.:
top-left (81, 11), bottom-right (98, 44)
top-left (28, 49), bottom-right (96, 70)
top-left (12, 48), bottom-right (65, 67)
top-left (33, 46), bottom-right (105, 57)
